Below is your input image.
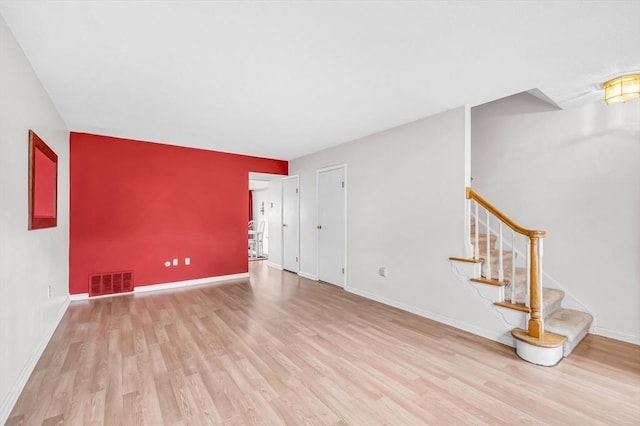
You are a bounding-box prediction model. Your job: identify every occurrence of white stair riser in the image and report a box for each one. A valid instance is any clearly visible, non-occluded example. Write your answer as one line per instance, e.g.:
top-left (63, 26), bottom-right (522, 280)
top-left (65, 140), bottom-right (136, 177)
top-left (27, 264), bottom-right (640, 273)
top-left (543, 298), bottom-right (563, 320)
top-left (515, 340), bottom-right (563, 366)
top-left (494, 305), bottom-right (527, 329)
top-left (469, 281), bottom-right (504, 303)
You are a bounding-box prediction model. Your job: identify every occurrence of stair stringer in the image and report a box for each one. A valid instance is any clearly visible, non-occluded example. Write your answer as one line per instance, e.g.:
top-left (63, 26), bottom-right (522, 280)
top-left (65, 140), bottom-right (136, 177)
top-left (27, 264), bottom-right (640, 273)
top-left (449, 259), bottom-right (518, 348)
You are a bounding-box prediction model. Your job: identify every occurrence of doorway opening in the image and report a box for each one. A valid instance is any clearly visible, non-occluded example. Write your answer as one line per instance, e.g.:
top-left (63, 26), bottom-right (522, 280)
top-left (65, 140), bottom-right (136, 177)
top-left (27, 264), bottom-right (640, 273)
top-left (248, 172), bottom-right (286, 266)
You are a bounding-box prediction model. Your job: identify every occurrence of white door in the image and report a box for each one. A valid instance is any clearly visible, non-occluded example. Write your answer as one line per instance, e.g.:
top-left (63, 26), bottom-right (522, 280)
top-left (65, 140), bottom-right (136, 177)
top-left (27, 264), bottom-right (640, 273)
top-left (282, 176), bottom-right (299, 272)
top-left (317, 166), bottom-right (346, 287)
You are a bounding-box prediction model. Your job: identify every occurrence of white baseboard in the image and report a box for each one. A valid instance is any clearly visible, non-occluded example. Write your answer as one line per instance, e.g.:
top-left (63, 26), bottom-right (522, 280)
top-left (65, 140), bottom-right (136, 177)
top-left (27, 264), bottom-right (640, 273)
top-left (346, 286), bottom-right (515, 348)
top-left (591, 326), bottom-right (640, 345)
top-left (267, 261), bottom-right (283, 270)
top-left (68, 273), bottom-right (250, 301)
top-left (0, 297), bottom-right (71, 425)
top-left (69, 292), bottom-right (89, 301)
top-left (134, 273), bottom-right (249, 294)
top-left (298, 271), bottom-right (318, 281)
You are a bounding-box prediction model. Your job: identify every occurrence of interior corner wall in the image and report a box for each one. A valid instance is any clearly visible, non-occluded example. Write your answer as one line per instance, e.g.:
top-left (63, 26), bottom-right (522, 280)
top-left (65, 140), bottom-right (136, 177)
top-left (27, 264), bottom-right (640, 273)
top-left (289, 106), bottom-right (507, 336)
top-left (0, 15), bottom-right (70, 423)
top-left (471, 93), bottom-right (640, 343)
top-left (69, 133), bottom-right (287, 294)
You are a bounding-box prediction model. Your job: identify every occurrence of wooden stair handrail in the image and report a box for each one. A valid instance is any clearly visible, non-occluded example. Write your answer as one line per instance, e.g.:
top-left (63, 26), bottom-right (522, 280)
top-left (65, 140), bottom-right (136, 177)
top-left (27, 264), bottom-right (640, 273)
top-left (466, 187), bottom-right (545, 238)
top-left (466, 187), bottom-right (546, 340)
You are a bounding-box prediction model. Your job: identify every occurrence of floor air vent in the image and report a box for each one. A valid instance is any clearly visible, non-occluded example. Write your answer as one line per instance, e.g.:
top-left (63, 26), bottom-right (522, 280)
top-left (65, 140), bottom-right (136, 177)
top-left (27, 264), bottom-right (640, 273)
top-left (89, 271), bottom-right (133, 297)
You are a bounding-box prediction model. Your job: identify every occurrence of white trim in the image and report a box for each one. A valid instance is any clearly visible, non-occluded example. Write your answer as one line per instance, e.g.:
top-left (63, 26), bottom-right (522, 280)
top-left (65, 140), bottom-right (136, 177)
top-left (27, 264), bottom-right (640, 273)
top-left (67, 273), bottom-right (250, 301)
top-left (463, 106), bottom-right (472, 257)
top-left (315, 163), bottom-right (348, 288)
top-left (267, 261), bottom-right (283, 270)
top-left (346, 286), bottom-right (515, 348)
top-left (515, 339), bottom-right (563, 366)
top-left (464, 105), bottom-right (471, 187)
top-left (298, 271), bottom-right (318, 281)
top-left (591, 326), bottom-right (640, 345)
top-left (69, 292), bottom-right (124, 301)
top-left (69, 292), bottom-right (89, 301)
top-left (0, 297), bottom-right (71, 425)
top-left (134, 273), bottom-right (249, 293)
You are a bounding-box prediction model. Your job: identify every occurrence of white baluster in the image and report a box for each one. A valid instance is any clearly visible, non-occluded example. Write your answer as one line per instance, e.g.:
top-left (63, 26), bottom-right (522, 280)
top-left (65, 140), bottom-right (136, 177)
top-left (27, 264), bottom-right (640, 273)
top-left (474, 202), bottom-right (479, 259)
top-left (511, 229), bottom-right (516, 303)
top-left (485, 209), bottom-right (491, 280)
top-left (465, 198), bottom-right (472, 258)
top-left (539, 238), bottom-right (544, 310)
top-left (498, 222), bottom-right (504, 282)
top-left (525, 238), bottom-right (531, 308)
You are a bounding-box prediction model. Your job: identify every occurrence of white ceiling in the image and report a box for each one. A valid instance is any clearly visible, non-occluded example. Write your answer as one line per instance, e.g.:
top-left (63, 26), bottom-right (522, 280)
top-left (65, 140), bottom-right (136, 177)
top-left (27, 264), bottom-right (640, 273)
top-left (1, 1), bottom-right (638, 160)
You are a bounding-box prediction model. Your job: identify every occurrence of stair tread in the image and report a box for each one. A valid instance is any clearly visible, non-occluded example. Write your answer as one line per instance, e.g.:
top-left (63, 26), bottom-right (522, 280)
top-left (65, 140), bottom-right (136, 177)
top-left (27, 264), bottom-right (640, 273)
top-left (511, 328), bottom-right (566, 348)
top-left (486, 266), bottom-right (525, 278)
top-left (470, 277), bottom-right (508, 287)
top-left (494, 300), bottom-right (529, 313)
top-left (545, 308), bottom-right (593, 342)
top-left (495, 288), bottom-right (564, 313)
top-left (510, 286), bottom-right (563, 307)
top-left (448, 256), bottom-right (483, 264)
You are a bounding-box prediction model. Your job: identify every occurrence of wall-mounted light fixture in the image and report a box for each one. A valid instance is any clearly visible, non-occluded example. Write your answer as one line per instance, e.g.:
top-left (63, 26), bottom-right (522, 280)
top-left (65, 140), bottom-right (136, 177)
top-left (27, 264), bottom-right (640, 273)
top-left (603, 74), bottom-right (640, 104)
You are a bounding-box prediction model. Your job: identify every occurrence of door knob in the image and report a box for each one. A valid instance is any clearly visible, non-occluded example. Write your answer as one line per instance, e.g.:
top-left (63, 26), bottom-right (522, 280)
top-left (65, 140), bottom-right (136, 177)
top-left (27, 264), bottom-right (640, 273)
top-left (283, 223), bottom-right (288, 227)
top-left (317, 225), bottom-right (322, 229)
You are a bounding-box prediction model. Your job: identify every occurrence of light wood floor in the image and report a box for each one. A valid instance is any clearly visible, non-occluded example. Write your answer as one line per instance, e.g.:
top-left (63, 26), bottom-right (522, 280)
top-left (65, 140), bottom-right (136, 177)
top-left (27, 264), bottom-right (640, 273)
top-left (7, 261), bottom-right (640, 425)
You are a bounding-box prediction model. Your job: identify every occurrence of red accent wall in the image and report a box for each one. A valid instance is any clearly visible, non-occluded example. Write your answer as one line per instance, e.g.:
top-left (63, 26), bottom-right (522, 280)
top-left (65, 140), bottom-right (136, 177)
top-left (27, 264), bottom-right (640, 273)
top-left (69, 132), bottom-right (287, 294)
top-left (33, 149), bottom-right (56, 216)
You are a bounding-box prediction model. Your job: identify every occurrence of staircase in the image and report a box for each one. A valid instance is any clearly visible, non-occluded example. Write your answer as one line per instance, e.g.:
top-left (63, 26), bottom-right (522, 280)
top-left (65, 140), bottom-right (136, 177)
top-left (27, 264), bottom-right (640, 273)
top-left (450, 188), bottom-right (593, 366)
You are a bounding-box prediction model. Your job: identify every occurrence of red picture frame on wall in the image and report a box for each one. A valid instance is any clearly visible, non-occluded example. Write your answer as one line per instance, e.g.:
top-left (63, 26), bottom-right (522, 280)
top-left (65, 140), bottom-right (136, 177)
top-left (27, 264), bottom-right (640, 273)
top-left (28, 130), bottom-right (57, 230)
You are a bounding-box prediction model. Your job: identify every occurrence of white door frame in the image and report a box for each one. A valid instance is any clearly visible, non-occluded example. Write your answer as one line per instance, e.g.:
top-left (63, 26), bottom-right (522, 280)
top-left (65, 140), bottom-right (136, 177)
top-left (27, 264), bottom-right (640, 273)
top-left (315, 164), bottom-right (347, 287)
top-left (282, 175), bottom-right (300, 273)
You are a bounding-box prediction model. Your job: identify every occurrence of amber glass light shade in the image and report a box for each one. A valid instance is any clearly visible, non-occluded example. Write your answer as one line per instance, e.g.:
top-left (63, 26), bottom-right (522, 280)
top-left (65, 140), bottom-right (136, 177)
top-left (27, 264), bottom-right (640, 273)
top-left (603, 74), bottom-right (640, 104)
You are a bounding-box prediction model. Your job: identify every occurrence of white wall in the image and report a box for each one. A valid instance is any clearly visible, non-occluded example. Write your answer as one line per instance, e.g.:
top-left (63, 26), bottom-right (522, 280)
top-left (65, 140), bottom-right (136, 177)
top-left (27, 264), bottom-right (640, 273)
top-left (0, 15), bottom-right (69, 423)
top-left (290, 106), bottom-right (509, 339)
top-left (472, 92), bottom-right (640, 343)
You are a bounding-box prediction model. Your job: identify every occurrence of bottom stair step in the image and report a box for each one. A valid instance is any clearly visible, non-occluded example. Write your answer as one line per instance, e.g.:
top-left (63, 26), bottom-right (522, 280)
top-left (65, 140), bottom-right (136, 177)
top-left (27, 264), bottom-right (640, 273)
top-left (498, 288), bottom-right (565, 318)
top-left (545, 308), bottom-right (594, 356)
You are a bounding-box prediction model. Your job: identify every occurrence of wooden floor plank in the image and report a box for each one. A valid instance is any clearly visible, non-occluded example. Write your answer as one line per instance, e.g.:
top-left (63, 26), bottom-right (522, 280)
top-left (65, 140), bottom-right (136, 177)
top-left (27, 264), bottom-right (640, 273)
top-left (6, 260), bottom-right (640, 425)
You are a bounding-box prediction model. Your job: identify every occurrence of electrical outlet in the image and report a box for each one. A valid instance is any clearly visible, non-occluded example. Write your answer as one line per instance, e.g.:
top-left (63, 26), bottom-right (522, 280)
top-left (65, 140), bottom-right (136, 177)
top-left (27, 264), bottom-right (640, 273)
top-left (378, 267), bottom-right (387, 277)
top-left (185, 257), bottom-right (190, 265)
top-left (172, 258), bottom-right (178, 266)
